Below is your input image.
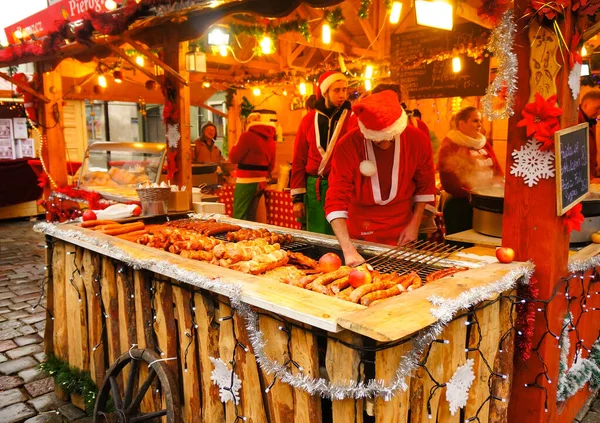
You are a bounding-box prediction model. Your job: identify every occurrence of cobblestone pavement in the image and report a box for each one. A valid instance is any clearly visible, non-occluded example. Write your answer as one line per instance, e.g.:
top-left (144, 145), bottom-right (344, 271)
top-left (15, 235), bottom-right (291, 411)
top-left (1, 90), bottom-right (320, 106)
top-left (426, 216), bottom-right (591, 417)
top-left (0, 219), bottom-right (89, 423)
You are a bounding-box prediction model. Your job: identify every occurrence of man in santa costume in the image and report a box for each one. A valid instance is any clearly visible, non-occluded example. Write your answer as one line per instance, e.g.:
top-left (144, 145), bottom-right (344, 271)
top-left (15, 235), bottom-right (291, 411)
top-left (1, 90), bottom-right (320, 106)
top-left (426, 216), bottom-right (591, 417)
top-left (229, 112), bottom-right (277, 221)
top-left (325, 90), bottom-right (436, 266)
top-left (291, 70), bottom-right (352, 234)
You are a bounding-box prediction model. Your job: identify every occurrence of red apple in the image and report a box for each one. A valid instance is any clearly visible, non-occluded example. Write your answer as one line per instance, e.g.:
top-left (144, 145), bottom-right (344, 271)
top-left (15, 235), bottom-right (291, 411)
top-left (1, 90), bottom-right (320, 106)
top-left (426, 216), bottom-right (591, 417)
top-left (318, 252), bottom-right (342, 273)
top-left (349, 268), bottom-right (372, 288)
top-left (496, 247), bottom-right (515, 263)
top-left (82, 210), bottom-right (97, 222)
top-left (132, 205), bottom-right (142, 216)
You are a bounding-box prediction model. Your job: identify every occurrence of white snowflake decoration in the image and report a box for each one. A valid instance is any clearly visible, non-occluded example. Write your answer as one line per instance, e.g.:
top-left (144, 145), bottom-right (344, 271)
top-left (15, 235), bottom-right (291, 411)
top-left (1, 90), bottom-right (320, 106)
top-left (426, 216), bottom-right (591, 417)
top-left (210, 357), bottom-right (242, 404)
top-left (569, 63), bottom-right (582, 100)
top-left (510, 139), bottom-right (555, 187)
top-left (445, 358), bottom-right (476, 416)
top-left (166, 124), bottom-right (181, 149)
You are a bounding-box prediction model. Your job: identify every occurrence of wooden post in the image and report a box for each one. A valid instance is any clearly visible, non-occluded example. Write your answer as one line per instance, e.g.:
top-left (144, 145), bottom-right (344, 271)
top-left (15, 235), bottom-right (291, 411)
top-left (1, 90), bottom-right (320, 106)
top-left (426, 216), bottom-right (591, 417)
top-left (162, 31), bottom-right (192, 202)
top-left (39, 61), bottom-right (68, 188)
top-left (505, 1), bottom-right (576, 421)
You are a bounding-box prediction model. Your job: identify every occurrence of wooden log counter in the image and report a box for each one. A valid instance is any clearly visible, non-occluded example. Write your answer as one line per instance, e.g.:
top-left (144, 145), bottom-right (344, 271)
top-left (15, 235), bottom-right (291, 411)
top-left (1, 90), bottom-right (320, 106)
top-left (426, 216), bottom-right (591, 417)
top-left (36, 216), bottom-right (535, 423)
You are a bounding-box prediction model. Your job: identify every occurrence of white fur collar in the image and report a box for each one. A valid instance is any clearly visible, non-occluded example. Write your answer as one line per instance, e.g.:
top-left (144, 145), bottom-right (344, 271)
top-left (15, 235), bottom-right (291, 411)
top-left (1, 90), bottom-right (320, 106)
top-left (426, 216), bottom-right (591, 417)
top-left (447, 129), bottom-right (486, 149)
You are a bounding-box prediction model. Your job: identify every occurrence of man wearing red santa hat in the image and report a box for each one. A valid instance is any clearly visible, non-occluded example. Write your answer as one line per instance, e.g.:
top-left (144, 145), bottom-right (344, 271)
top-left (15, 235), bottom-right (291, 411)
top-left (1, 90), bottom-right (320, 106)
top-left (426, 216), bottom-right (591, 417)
top-left (325, 90), bottom-right (436, 266)
top-left (291, 70), bottom-right (353, 234)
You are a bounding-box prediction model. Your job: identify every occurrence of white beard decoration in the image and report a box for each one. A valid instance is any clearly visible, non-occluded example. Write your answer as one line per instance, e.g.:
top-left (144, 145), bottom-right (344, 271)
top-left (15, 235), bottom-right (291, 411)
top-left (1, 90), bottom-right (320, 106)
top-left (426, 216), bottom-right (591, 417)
top-left (359, 160), bottom-right (377, 177)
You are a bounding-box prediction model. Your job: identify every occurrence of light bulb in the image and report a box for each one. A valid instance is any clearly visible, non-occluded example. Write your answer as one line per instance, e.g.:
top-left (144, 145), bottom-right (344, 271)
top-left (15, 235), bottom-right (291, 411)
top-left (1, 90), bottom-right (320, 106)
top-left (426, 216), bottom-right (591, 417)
top-left (253, 87), bottom-right (261, 96)
top-left (135, 55), bottom-right (144, 67)
top-left (282, 90), bottom-right (287, 96)
top-left (219, 45), bottom-right (228, 57)
top-left (365, 79), bottom-right (372, 91)
top-left (260, 36), bottom-right (273, 55)
top-left (98, 75), bottom-right (107, 88)
top-left (299, 82), bottom-right (307, 96)
top-left (202, 82), bottom-right (211, 88)
top-left (415, 0), bottom-right (453, 30)
top-left (365, 65), bottom-right (374, 79)
top-left (582, 46), bottom-right (588, 56)
top-left (13, 30), bottom-right (23, 40)
top-left (452, 56), bottom-right (461, 73)
top-left (390, 2), bottom-right (402, 24)
top-left (105, 0), bottom-right (117, 11)
top-left (322, 24), bottom-right (331, 45)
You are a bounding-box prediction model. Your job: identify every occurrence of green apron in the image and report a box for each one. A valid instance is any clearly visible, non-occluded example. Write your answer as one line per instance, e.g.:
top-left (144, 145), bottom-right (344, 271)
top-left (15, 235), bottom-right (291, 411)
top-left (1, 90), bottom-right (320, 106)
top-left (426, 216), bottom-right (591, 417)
top-left (305, 175), bottom-right (334, 235)
top-left (233, 182), bottom-right (263, 221)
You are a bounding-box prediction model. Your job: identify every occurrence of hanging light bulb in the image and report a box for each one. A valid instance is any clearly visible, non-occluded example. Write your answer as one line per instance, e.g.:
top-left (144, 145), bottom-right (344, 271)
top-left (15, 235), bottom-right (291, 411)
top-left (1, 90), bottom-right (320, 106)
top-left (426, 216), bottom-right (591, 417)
top-left (253, 87), bottom-right (261, 96)
top-left (112, 70), bottom-right (123, 83)
top-left (452, 56), bottom-right (461, 73)
top-left (208, 28), bottom-right (230, 46)
top-left (283, 90), bottom-right (288, 96)
top-left (219, 45), bottom-right (228, 57)
top-left (98, 75), bottom-right (107, 88)
top-left (260, 36), bottom-right (273, 55)
top-left (202, 82), bottom-right (211, 88)
top-left (415, 0), bottom-right (453, 30)
top-left (390, 2), bottom-right (403, 24)
top-left (105, 0), bottom-right (117, 11)
top-left (13, 30), bottom-right (23, 40)
top-left (135, 55), bottom-right (144, 67)
top-left (582, 45), bottom-right (588, 57)
top-left (338, 54), bottom-right (347, 73)
top-left (365, 65), bottom-right (374, 79)
top-left (299, 82), bottom-right (307, 96)
top-left (322, 24), bottom-right (331, 45)
top-left (365, 79), bottom-right (372, 91)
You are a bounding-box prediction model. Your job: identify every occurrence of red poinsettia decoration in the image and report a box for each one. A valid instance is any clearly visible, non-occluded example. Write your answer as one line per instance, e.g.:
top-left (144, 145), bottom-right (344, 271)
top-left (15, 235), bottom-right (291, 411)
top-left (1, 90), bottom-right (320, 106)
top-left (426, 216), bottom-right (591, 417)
top-left (563, 203), bottom-right (585, 233)
top-left (37, 172), bottom-right (49, 189)
top-left (525, 0), bottom-right (570, 21)
top-left (517, 93), bottom-right (562, 150)
top-left (477, 0), bottom-right (511, 24)
top-left (570, 32), bottom-right (583, 69)
top-left (166, 149), bottom-right (178, 181)
top-left (572, 0), bottom-right (600, 15)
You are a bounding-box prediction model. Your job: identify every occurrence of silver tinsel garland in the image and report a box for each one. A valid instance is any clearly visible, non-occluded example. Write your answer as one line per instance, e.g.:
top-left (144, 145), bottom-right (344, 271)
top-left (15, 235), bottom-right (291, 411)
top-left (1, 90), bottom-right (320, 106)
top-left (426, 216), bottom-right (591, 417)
top-left (36, 222), bottom-right (531, 401)
top-left (568, 253), bottom-right (600, 273)
top-left (481, 10), bottom-right (518, 121)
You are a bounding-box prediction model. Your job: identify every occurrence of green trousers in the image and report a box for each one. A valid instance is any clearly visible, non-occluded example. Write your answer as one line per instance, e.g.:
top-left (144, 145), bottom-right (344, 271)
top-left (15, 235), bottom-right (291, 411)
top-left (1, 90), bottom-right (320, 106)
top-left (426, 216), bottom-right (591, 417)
top-left (305, 175), bottom-right (334, 235)
top-left (233, 182), bottom-right (263, 221)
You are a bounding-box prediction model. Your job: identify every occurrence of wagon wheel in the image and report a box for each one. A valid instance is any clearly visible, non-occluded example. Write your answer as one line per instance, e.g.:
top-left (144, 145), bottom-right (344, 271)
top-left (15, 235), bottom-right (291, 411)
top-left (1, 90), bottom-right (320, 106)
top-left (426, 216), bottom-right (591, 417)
top-left (93, 348), bottom-right (181, 423)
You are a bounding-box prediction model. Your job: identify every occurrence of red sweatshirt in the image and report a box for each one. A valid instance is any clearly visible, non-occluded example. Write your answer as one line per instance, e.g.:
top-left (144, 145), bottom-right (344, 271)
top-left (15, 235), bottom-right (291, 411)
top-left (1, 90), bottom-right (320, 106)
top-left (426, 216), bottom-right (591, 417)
top-left (228, 124), bottom-right (276, 181)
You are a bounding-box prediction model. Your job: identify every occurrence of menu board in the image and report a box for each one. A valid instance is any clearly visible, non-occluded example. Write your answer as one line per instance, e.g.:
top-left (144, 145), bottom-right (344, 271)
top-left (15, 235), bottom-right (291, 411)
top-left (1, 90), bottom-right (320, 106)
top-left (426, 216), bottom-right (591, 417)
top-left (555, 123), bottom-right (590, 215)
top-left (390, 23), bottom-right (490, 99)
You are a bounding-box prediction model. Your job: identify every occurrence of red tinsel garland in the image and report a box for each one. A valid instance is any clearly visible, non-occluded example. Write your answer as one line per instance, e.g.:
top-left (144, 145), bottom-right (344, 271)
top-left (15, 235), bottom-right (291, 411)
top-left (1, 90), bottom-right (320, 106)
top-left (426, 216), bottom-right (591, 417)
top-left (516, 276), bottom-right (539, 361)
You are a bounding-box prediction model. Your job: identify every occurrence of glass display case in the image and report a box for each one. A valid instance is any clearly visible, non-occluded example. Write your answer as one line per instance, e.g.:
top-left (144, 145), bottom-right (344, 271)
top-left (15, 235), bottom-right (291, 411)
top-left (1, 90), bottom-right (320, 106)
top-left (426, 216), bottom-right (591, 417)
top-left (78, 142), bottom-right (166, 202)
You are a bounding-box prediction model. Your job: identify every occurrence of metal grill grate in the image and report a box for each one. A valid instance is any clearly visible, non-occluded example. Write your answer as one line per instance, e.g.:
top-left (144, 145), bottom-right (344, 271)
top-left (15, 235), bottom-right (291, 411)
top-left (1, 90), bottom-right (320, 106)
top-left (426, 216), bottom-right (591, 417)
top-left (365, 240), bottom-right (463, 280)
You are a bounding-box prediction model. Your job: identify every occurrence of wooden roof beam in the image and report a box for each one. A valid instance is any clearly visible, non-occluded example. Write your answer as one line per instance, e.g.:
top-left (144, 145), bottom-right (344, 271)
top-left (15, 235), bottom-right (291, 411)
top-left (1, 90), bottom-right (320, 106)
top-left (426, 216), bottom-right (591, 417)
top-left (0, 72), bottom-right (50, 103)
top-left (583, 21), bottom-right (600, 41)
top-left (455, 1), bottom-right (494, 30)
top-left (102, 42), bottom-right (162, 83)
top-left (345, 1), bottom-right (379, 49)
top-left (280, 34), bottom-right (379, 58)
top-left (206, 53), bottom-right (282, 71)
top-left (301, 48), bottom-right (318, 68)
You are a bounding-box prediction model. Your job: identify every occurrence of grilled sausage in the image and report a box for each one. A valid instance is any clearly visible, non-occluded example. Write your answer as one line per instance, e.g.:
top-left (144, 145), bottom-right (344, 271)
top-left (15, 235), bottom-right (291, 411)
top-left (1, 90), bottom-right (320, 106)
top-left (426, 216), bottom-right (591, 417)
top-left (361, 285), bottom-right (404, 306)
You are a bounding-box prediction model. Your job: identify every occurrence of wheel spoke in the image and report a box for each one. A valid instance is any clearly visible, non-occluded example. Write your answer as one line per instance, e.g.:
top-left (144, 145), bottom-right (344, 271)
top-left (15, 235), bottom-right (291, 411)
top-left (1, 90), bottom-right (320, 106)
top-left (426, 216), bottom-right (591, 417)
top-left (126, 368), bottom-right (157, 415)
top-left (130, 409), bottom-right (168, 422)
top-left (123, 359), bottom-right (139, 409)
top-left (109, 376), bottom-right (123, 410)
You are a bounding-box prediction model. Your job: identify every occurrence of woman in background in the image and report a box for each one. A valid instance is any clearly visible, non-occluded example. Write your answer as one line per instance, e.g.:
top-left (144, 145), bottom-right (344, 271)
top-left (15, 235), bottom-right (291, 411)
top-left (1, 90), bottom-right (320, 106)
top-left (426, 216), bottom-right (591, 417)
top-left (438, 106), bottom-right (503, 235)
top-left (194, 122), bottom-right (223, 163)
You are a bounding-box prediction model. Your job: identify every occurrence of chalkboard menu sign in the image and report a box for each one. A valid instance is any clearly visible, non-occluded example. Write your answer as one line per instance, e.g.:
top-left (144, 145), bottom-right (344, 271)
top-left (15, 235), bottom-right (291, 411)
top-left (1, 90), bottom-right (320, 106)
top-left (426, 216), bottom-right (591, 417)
top-left (555, 123), bottom-right (590, 215)
top-left (390, 23), bottom-right (490, 99)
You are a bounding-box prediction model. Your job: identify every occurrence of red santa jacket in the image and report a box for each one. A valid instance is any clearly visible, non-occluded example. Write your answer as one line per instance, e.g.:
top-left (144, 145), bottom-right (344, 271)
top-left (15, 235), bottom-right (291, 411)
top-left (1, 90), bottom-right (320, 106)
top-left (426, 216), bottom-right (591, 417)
top-left (228, 124), bottom-right (276, 180)
top-left (325, 126), bottom-right (436, 245)
top-left (291, 105), bottom-right (352, 196)
top-left (438, 134), bottom-right (503, 198)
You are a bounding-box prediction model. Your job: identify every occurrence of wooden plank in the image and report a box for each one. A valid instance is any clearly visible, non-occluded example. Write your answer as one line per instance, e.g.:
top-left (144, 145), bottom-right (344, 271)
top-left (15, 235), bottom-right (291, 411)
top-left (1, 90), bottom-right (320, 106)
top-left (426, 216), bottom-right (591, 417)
top-left (0, 71), bottom-right (50, 102)
top-left (44, 239), bottom-right (54, 355)
top-left (65, 243), bottom-right (85, 369)
top-left (100, 257), bottom-right (121, 366)
top-left (81, 250), bottom-right (105, 385)
top-left (258, 315), bottom-right (294, 423)
top-left (374, 342), bottom-right (412, 423)
top-left (154, 280), bottom-right (178, 376)
top-left (194, 292), bottom-right (225, 423)
top-left (218, 302), bottom-right (238, 423)
top-left (337, 262), bottom-right (533, 342)
top-left (489, 294), bottom-right (515, 421)
top-left (172, 286), bottom-right (202, 423)
top-left (465, 301), bottom-right (501, 422)
top-left (568, 243), bottom-right (600, 268)
top-left (104, 43), bottom-right (161, 83)
top-left (52, 241), bottom-right (67, 361)
top-left (116, 266), bottom-right (137, 385)
top-left (326, 331), bottom-right (363, 423)
top-left (290, 324), bottom-right (321, 423)
top-left (410, 317), bottom-right (468, 422)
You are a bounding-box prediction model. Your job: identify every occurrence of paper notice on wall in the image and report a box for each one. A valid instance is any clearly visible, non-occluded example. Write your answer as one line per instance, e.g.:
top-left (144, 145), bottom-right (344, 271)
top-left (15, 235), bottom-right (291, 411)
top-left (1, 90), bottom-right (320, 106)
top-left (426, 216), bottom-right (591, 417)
top-left (0, 119), bottom-right (13, 140)
top-left (0, 139), bottom-right (15, 159)
top-left (17, 139), bottom-right (35, 158)
top-left (13, 118), bottom-right (27, 139)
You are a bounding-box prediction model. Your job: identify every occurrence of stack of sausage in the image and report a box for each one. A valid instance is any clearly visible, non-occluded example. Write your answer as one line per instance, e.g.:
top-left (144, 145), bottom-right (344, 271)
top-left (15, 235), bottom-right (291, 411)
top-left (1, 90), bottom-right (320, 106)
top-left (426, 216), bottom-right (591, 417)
top-left (80, 220), bottom-right (148, 241)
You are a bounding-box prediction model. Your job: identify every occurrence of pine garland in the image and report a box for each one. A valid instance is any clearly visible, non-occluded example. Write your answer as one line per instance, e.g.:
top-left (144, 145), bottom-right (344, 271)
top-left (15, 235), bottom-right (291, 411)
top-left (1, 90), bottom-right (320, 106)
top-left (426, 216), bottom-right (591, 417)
top-left (39, 354), bottom-right (99, 415)
top-left (240, 96), bottom-right (255, 120)
top-left (358, 0), bottom-right (373, 19)
top-left (324, 7), bottom-right (345, 30)
top-left (229, 18), bottom-right (311, 41)
top-left (556, 314), bottom-right (600, 403)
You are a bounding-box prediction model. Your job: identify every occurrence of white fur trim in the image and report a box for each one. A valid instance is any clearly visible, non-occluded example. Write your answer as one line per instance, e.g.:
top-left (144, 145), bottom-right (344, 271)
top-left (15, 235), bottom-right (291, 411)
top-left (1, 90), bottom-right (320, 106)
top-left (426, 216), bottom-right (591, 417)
top-left (320, 73), bottom-right (347, 96)
top-left (247, 121), bottom-right (277, 129)
top-left (413, 194), bottom-right (435, 202)
top-left (290, 188), bottom-right (306, 196)
top-left (326, 210), bottom-right (349, 222)
top-left (446, 130), bottom-right (486, 149)
top-left (358, 110), bottom-right (408, 142)
top-left (367, 136), bottom-right (401, 205)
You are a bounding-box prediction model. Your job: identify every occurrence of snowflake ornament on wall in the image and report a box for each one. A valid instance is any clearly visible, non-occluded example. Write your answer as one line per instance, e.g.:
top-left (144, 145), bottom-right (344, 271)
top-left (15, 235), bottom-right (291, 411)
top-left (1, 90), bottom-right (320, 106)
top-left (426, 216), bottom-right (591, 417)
top-left (166, 123), bottom-right (181, 149)
top-left (445, 359), bottom-right (476, 415)
top-left (210, 357), bottom-right (242, 404)
top-left (569, 63), bottom-right (582, 100)
top-left (510, 139), bottom-right (555, 187)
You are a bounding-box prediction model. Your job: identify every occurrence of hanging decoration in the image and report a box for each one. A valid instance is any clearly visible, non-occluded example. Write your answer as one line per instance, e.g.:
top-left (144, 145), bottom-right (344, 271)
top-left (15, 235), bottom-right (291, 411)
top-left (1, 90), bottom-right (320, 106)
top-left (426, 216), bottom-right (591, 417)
top-left (517, 93), bottom-right (562, 151)
top-left (510, 139), bottom-right (556, 187)
top-left (445, 358), bottom-right (476, 415)
top-left (166, 149), bottom-right (178, 182)
top-left (324, 7), bottom-right (345, 30)
top-left (481, 10), bottom-right (517, 121)
top-left (229, 18), bottom-right (311, 41)
top-left (477, 0), bottom-right (511, 24)
top-left (568, 32), bottom-right (583, 100)
top-left (210, 357), bottom-right (242, 404)
top-left (556, 314), bottom-right (600, 402)
top-left (358, 0), bottom-right (373, 19)
top-left (166, 123), bottom-right (181, 149)
top-left (161, 79), bottom-right (179, 125)
top-left (563, 203), bottom-right (585, 233)
top-left (241, 96), bottom-right (255, 120)
top-left (516, 276), bottom-right (539, 361)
